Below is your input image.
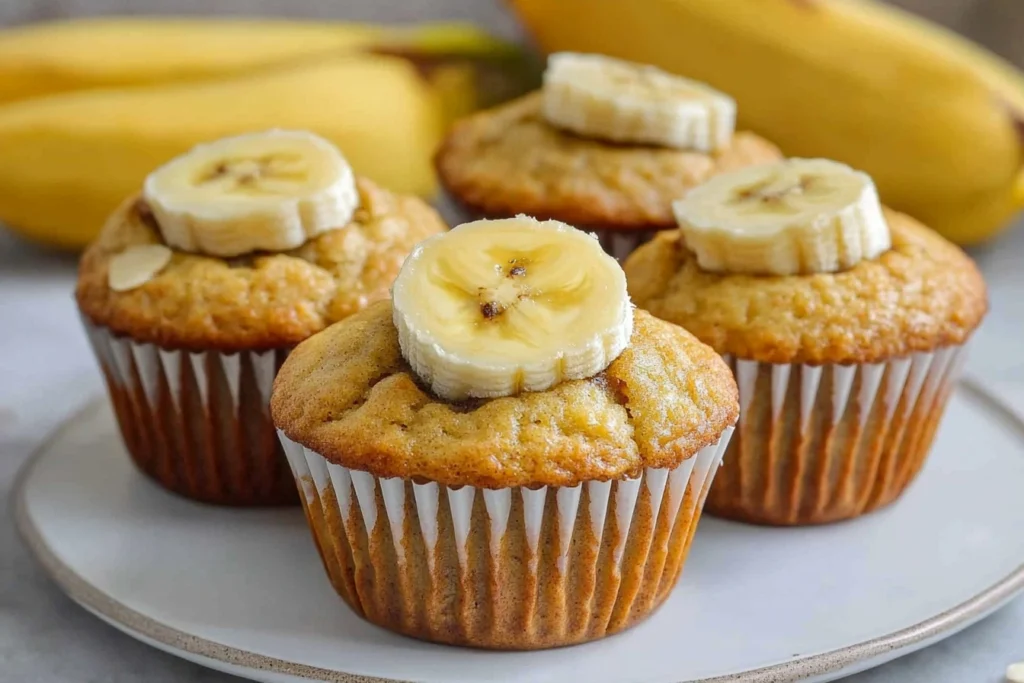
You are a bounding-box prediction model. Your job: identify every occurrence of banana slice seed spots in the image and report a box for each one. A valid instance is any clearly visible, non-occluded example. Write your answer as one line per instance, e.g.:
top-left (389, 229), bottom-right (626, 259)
top-left (434, 249), bottom-right (595, 347)
top-left (603, 64), bottom-right (712, 104)
top-left (718, 167), bottom-right (864, 225)
top-left (477, 259), bottom-right (537, 321)
top-left (479, 301), bottom-right (503, 320)
top-left (732, 175), bottom-right (827, 216)
top-left (673, 158), bottom-right (890, 275)
top-left (197, 154), bottom-right (309, 196)
top-left (141, 130), bottom-right (358, 258)
top-left (392, 217), bottom-right (632, 400)
top-left (478, 279), bottom-right (523, 320)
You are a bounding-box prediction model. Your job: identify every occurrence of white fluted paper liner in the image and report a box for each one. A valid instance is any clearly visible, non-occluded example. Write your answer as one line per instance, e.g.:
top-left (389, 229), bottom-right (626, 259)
top-left (278, 425), bottom-right (734, 649)
top-left (710, 344), bottom-right (968, 525)
top-left (80, 315), bottom-right (295, 505)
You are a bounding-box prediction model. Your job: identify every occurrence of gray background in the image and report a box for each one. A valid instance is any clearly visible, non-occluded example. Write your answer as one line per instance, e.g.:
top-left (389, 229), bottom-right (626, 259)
top-left (2, 1), bottom-right (1024, 682)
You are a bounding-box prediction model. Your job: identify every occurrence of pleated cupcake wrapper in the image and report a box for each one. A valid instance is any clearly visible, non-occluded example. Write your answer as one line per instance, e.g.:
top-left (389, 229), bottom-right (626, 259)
top-left (279, 425), bottom-right (734, 650)
top-left (707, 344), bottom-right (968, 525)
top-left (80, 315), bottom-right (297, 506)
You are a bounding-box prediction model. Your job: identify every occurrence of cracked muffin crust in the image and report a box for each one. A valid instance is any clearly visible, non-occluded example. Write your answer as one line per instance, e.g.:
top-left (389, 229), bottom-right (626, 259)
top-left (271, 301), bottom-right (739, 488)
top-left (435, 93), bottom-right (782, 230)
top-left (75, 176), bottom-right (446, 507)
top-left (76, 177), bottom-right (447, 352)
top-left (625, 208), bottom-right (987, 365)
top-left (627, 207), bottom-right (987, 525)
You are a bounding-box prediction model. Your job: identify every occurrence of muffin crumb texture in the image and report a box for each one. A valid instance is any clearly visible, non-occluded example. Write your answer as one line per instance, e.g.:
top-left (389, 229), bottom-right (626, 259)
top-left (435, 93), bottom-right (782, 229)
top-left (76, 178), bottom-right (447, 352)
top-left (625, 209), bottom-right (987, 365)
top-left (271, 303), bottom-right (738, 488)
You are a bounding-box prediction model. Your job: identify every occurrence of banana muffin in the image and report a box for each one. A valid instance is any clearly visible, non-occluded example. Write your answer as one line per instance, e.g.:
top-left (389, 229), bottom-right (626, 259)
top-left (76, 130), bottom-right (447, 506)
top-left (625, 158), bottom-right (987, 525)
top-left (271, 216), bottom-right (738, 649)
top-left (435, 52), bottom-right (781, 259)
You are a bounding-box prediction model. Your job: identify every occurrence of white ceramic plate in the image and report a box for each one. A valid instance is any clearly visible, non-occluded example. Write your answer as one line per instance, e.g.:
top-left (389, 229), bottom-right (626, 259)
top-left (14, 380), bottom-right (1024, 683)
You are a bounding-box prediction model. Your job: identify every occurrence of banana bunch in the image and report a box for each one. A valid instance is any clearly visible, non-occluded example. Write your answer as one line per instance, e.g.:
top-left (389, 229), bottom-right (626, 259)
top-left (0, 18), bottom-right (538, 249)
top-left (509, 0), bottom-right (1024, 245)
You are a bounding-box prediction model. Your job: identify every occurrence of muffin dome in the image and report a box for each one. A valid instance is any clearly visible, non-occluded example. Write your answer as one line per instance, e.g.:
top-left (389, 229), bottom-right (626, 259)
top-left (625, 208), bottom-right (987, 365)
top-left (271, 301), bottom-right (738, 488)
top-left (435, 93), bottom-right (781, 230)
top-left (627, 204), bottom-right (987, 525)
top-left (76, 177), bottom-right (447, 352)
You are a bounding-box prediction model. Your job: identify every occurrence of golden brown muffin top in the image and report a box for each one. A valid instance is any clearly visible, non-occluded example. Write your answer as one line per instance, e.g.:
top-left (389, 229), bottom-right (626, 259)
top-left (271, 302), bottom-right (738, 488)
top-left (76, 178), bottom-right (447, 352)
top-left (434, 92), bottom-right (781, 230)
top-left (625, 209), bottom-right (987, 365)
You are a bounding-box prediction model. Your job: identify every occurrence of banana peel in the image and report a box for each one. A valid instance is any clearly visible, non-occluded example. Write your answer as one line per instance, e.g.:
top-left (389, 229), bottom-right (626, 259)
top-left (0, 57), bottom-right (442, 250)
top-left (509, 0), bottom-right (1024, 245)
top-left (0, 19), bottom-right (540, 250)
top-left (0, 18), bottom-right (522, 104)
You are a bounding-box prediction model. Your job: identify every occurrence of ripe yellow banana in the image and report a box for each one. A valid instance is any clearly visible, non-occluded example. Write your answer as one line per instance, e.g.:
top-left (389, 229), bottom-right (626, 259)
top-left (509, 0), bottom-right (1024, 245)
top-left (0, 57), bottom-right (440, 250)
top-left (0, 20), bottom-right (538, 250)
top-left (0, 18), bottom-right (519, 105)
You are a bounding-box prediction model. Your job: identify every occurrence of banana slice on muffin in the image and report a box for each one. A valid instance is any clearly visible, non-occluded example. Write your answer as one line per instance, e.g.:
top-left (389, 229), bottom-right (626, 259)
top-left (624, 158), bottom-right (986, 525)
top-left (271, 212), bottom-right (739, 648)
top-left (77, 129), bottom-right (447, 506)
top-left (542, 52), bottom-right (736, 152)
top-left (673, 158), bottom-right (890, 276)
top-left (143, 130), bottom-right (359, 257)
top-left (391, 215), bottom-right (633, 400)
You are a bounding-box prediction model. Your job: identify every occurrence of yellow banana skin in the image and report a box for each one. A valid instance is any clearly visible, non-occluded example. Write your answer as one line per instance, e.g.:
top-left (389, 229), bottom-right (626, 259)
top-left (0, 57), bottom-right (441, 250)
top-left (510, 0), bottom-right (1024, 245)
top-left (0, 19), bottom-right (509, 105)
top-left (0, 19), bottom-right (538, 250)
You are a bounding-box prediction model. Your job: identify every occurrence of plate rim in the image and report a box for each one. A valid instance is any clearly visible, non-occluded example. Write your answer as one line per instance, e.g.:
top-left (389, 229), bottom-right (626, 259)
top-left (12, 379), bottom-right (1024, 683)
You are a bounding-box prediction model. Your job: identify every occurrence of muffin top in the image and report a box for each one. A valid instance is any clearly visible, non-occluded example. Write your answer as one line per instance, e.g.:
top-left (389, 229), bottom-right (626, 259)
top-left (76, 178), bottom-right (447, 352)
top-left (625, 209), bottom-right (987, 365)
top-left (434, 93), bottom-right (781, 230)
top-left (271, 302), bottom-right (739, 489)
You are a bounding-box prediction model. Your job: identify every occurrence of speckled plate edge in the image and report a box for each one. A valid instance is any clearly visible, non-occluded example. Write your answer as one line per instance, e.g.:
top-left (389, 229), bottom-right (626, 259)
top-left (12, 379), bottom-right (1024, 683)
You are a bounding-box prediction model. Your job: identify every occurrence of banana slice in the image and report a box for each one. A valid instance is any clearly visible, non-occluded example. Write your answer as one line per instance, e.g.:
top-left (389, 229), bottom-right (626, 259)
top-left (674, 158), bottom-right (891, 276)
top-left (108, 244), bottom-right (172, 292)
top-left (391, 215), bottom-right (634, 400)
top-left (541, 52), bottom-right (736, 152)
top-left (143, 130), bottom-right (358, 258)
